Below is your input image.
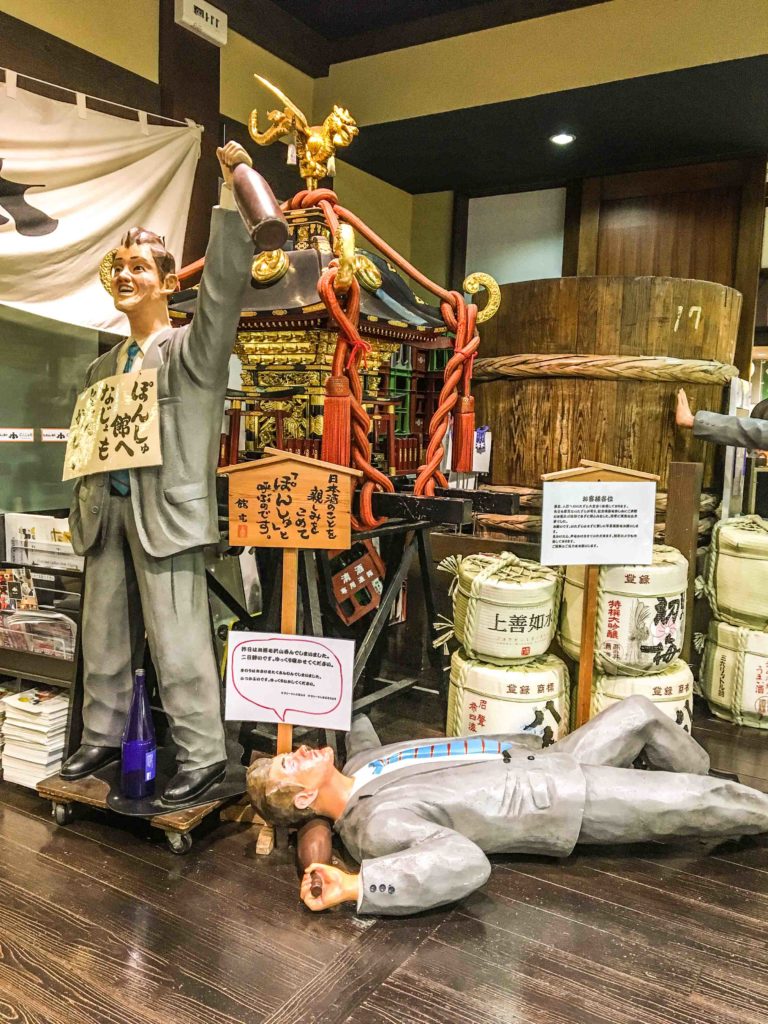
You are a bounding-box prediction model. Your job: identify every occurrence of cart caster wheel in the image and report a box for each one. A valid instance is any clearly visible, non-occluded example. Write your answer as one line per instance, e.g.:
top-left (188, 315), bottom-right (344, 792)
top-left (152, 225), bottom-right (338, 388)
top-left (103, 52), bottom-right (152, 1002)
top-left (52, 801), bottom-right (75, 826)
top-left (165, 830), bottom-right (193, 855)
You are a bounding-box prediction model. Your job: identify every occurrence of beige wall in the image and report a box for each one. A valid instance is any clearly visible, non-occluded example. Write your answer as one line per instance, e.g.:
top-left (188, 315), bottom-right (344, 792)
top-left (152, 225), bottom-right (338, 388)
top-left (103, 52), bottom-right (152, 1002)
top-left (334, 160), bottom-right (413, 259)
top-left (411, 192), bottom-right (454, 293)
top-left (0, 0), bottom-right (159, 83)
top-left (220, 30), bottom-right (315, 127)
top-left (316, 0), bottom-right (768, 125)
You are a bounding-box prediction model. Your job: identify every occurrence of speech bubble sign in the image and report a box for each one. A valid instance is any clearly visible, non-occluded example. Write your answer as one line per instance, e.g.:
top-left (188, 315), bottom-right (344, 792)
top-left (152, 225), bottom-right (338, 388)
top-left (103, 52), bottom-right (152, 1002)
top-left (225, 632), bottom-right (354, 732)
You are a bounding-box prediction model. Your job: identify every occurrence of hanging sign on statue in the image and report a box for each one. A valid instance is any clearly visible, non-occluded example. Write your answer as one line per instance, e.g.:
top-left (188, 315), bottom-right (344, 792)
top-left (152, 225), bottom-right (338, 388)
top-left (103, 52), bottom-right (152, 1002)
top-left (226, 631), bottom-right (354, 731)
top-left (63, 369), bottom-right (161, 480)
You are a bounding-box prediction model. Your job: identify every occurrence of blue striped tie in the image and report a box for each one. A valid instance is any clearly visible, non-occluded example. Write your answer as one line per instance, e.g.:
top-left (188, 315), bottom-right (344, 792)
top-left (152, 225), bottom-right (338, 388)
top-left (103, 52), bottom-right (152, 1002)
top-left (368, 738), bottom-right (513, 775)
top-left (109, 341), bottom-right (140, 496)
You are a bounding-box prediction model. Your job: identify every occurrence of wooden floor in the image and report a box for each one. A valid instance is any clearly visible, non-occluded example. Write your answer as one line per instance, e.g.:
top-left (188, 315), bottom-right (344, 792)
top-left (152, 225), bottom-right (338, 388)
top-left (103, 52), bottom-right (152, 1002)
top-left (0, 693), bottom-right (766, 1024)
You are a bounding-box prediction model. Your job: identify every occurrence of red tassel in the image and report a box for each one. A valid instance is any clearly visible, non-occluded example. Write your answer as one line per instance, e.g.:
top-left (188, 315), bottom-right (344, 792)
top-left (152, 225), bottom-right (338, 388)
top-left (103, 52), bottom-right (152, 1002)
top-left (451, 395), bottom-right (475, 473)
top-left (321, 376), bottom-right (351, 466)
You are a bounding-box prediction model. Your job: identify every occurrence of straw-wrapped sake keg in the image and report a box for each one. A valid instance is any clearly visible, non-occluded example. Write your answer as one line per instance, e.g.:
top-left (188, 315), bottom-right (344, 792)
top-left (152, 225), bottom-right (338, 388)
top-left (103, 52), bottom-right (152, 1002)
top-left (559, 546), bottom-right (688, 675)
top-left (441, 552), bottom-right (562, 663)
top-left (703, 516), bottom-right (768, 629)
top-left (448, 648), bottom-right (570, 743)
top-left (592, 659), bottom-right (694, 730)
top-left (700, 620), bottom-right (768, 729)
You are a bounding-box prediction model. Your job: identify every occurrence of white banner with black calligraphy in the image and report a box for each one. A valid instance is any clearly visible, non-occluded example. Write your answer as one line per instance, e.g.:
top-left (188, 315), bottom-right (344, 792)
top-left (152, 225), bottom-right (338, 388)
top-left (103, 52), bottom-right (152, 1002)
top-left (0, 76), bottom-right (200, 332)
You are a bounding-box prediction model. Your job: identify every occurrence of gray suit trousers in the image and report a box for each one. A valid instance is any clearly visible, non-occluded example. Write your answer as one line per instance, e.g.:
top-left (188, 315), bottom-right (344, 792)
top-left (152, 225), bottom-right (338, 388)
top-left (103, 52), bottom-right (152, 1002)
top-left (555, 696), bottom-right (768, 843)
top-left (81, 491), bottom-right (226, 768)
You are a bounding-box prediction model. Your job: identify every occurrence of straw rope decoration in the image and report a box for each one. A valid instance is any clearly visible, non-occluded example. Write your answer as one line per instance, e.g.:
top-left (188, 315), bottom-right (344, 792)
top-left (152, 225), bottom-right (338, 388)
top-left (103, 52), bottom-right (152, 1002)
top-left (700, 624), bottom-right (750, 726)
top-left (592, 548), bottom-right (686, 677)
top-left (436, 552), bottom-right (562, 660)
top-left (473, 353), bottom-right (738, 385)
top-left (447, 650), bottom-right (570, 738)
top-left (703, 515), bottom-right (768, 629)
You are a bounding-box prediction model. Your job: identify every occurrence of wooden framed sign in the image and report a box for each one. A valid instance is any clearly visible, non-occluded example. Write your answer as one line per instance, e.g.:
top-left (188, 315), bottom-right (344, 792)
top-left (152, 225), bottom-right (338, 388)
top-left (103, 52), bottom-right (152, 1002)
top-left (217, 449), bottom-right (361, 551)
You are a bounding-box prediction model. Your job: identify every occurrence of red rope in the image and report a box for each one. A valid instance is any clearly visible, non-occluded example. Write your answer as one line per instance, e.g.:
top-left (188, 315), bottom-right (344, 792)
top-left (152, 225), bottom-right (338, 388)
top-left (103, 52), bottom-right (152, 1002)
top-left (284, 188), bottom-right (480, 516)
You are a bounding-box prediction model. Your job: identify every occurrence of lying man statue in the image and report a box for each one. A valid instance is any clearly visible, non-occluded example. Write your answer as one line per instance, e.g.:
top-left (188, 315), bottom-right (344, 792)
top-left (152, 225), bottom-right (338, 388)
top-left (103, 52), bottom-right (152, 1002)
top-left (248, 696), bottom-right (768, 916)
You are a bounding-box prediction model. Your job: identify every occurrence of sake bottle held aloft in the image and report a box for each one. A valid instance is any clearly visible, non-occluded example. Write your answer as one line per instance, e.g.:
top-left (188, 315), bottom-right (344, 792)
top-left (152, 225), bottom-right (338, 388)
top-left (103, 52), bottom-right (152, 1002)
top-left (121, 668), bottom-right (157, 799)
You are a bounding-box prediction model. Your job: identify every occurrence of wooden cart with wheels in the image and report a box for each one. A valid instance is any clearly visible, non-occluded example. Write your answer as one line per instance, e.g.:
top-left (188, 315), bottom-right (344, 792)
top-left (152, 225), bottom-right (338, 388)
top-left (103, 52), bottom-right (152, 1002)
top-left (38, 765), bottom-right (245, 855)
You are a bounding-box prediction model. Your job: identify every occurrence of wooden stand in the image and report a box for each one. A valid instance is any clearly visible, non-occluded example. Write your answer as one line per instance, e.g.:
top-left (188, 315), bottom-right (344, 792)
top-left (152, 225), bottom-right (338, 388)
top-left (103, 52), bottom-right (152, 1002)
top-left (217, 451), bottom-right (361, 858)
top-left (542, 460), bottom-right (659, 729)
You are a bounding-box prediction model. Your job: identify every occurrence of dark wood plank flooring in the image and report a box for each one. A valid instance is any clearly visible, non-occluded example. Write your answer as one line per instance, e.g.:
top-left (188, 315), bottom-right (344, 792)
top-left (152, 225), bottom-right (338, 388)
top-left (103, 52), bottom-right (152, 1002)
top-left (0, 693), bottom-right (766, 1024)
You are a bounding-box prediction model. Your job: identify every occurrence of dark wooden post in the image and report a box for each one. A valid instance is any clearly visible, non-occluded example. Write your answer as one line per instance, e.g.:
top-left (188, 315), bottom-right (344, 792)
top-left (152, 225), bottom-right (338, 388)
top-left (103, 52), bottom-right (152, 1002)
top-left (664, 461), bottom-right (704, 664)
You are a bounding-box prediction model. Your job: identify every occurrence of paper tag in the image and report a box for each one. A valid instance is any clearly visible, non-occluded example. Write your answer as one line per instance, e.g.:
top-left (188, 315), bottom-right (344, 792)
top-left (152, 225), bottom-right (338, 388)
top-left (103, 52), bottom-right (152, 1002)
top-left (287, 143), bottom-right (297, 165)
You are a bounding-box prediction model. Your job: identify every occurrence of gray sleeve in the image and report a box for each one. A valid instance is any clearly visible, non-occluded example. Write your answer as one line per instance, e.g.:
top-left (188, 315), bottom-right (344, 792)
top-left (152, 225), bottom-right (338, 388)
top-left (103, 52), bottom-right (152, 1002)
top-left (344, 715), bottom-right (382, 765)
top-left (180, 206), bottom-right (254, 386)
top-left (693, 411), bottom-right (768, 451)
top-left (356, 810), bottom-right (491, 916)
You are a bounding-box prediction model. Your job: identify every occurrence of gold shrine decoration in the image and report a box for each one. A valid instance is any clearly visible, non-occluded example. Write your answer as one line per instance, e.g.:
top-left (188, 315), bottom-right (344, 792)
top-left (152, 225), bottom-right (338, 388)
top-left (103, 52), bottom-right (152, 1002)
top-left (248, 75), bottom-right (358, 190)
top-left (252, 249), bottom-right (289, 285)
top-left (99, 249), bottom-right (118, 294)
top-left (463, 272), bottom-right (501, 324)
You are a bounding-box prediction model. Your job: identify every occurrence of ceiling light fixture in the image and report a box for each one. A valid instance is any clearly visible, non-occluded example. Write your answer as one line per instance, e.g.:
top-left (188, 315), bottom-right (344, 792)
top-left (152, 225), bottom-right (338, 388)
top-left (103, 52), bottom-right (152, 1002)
top-left (550, 132), bottom-right (576, 146)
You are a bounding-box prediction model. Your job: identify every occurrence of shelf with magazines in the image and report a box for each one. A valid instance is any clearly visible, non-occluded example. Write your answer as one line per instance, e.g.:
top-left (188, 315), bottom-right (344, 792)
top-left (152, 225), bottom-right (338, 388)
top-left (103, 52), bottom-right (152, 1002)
top-left (0, 560), bottom-right (83, 690)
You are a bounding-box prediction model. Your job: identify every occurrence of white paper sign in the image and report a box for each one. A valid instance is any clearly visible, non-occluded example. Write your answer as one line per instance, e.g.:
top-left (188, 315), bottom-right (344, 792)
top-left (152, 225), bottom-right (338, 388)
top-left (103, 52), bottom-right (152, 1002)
top-left (0, 428), bottom-right (33, 442)
top-left (226, 631), bottom-right (354, 732)
top-left (541, 481), bottom-right (656, 566)
top-left (41, 429), bottom-right (70, 442)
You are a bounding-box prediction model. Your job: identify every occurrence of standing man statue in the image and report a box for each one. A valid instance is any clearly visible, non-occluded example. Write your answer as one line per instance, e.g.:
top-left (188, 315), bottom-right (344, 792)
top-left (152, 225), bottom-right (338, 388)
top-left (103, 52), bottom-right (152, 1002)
top-left (248, 696), bottom-right (768, 916)
top-left (62, 142), bottom-right (258, 806)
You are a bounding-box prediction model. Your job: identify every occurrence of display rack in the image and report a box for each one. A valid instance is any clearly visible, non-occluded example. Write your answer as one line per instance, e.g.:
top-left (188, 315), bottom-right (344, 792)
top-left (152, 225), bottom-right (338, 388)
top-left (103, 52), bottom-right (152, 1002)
top-left (0, 560), bottom-right (82, 693)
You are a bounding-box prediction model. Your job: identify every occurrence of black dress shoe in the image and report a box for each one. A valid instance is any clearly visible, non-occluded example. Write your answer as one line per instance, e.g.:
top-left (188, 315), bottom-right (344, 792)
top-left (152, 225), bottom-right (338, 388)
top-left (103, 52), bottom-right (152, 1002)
top-left (60, 745), bottom-right (121, 781)
top-left (161, 760), bottom-right (227, 806)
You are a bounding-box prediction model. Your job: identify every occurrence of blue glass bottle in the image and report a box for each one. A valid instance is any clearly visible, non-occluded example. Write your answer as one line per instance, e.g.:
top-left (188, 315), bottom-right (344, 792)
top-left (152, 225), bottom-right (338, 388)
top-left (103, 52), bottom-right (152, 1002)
top-left (121, 668), bottom-right (157, 799)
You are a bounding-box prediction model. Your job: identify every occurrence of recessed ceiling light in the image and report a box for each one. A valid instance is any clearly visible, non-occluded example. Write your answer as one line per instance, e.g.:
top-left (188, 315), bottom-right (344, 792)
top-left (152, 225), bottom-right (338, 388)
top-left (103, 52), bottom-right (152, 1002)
top-left (550, 132), bottom-right (576, 145)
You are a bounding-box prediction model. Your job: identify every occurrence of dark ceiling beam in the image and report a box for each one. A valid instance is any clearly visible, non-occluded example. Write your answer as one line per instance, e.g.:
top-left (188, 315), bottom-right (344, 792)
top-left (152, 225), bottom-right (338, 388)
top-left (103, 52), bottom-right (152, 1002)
top-left (331, 0), bottom-right (606, 63)
top-left (217, 0), bottom-right (333, 78)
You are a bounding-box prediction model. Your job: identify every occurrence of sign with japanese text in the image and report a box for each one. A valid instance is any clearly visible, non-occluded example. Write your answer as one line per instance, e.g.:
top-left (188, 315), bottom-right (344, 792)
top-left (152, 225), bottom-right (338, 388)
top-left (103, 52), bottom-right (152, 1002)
top-left (62, 370), bottom-right (161, 481)
top-left (222, 456), bottom-right (355, 550)
top-left (41, 428), bottom-right (70, 442)
top-left (225, 631), bottom-right (354, 731)
top-left (0, 428), bottom-right (33, 442)
top-left (541, 480), bottom-right (655, 565)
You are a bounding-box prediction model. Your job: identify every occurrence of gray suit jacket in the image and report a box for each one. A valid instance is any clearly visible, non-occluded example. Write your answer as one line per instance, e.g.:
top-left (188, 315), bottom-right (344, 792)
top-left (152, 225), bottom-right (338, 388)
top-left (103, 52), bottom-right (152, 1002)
top-left (70, 207), bottom-right (253, 558)
top-left (336, 717), bottom-right (586, 916)
top-left (694, 411), bottom-right (768, 451)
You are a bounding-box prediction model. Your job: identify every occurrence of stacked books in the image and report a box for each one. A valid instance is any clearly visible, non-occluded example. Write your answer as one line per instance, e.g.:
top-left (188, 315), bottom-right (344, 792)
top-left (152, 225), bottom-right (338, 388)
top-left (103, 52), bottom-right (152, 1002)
top-left (0, 685), bottom-right (14, 766)
top-left (1, 687), bottom-right (69, 788)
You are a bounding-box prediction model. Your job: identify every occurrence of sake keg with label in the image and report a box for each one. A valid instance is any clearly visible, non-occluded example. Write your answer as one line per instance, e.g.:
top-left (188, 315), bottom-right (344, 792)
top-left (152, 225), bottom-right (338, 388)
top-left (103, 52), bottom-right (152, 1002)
top-left (700, 620), bottom-right (768, 729)
top-left (559, 545), bottom-right (688, 675)
top-left (446, 552), bottom-right (561, 663)
top-left (591, 659), bottom-right (694, 730)
top-left (448, 648), bottom-right (570, 743)
top-left (703, 516), bottom-right (768, 629)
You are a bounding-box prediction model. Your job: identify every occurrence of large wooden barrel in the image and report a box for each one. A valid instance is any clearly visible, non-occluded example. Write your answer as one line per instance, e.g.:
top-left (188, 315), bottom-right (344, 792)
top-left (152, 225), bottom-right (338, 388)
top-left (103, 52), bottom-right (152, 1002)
top-left (474, 276), bottom-right (741, 489)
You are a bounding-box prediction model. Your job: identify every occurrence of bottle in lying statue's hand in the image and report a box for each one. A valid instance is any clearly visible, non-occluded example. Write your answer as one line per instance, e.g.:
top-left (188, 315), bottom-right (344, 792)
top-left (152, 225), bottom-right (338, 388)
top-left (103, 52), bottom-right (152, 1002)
top-left (121, 668), bottom-right (157, 799)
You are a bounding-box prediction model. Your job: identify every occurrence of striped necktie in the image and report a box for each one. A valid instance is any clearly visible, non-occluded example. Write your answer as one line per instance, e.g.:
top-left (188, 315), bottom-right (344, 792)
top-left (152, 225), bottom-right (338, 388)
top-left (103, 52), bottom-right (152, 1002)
top-left (109, 341), bottom-right (140, 496)
top-left (367, 738), bottom-right (513, 776)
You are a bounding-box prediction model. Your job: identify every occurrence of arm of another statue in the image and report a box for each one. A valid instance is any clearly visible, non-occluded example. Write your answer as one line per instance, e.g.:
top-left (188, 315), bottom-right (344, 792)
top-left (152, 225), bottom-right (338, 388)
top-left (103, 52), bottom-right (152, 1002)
top-left (180, 143), bottom-right (254, 386)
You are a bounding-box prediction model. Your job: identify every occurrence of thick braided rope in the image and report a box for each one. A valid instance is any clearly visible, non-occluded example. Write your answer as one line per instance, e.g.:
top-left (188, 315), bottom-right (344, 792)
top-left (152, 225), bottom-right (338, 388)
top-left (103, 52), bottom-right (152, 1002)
top-left (473, 353), bottom-right (738, 385)
top-left (285, 188), bottom-right (479, 500)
